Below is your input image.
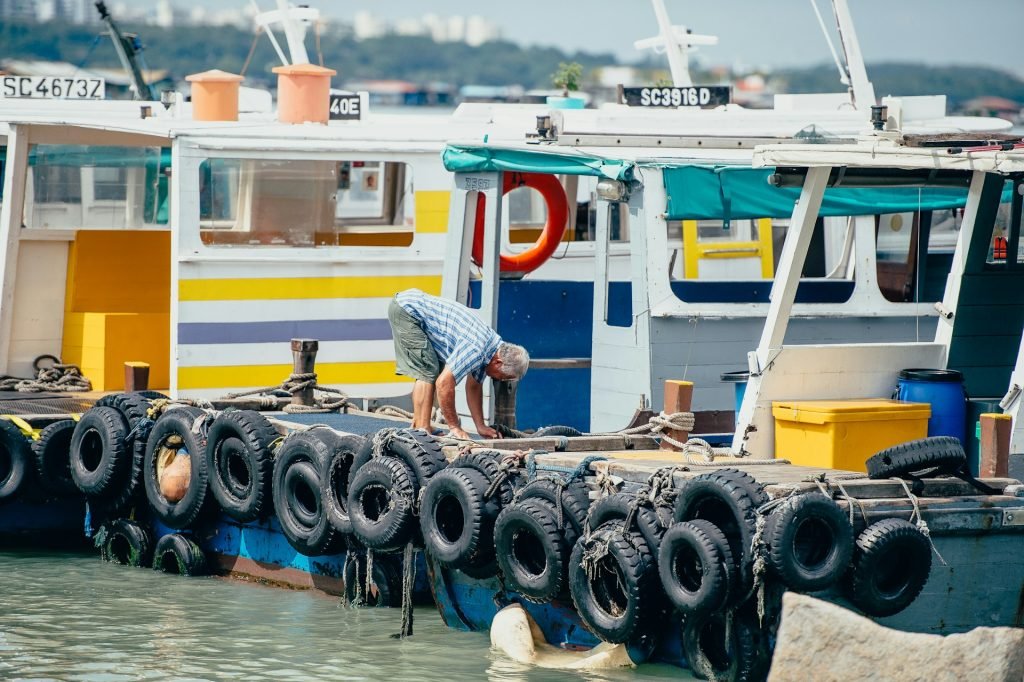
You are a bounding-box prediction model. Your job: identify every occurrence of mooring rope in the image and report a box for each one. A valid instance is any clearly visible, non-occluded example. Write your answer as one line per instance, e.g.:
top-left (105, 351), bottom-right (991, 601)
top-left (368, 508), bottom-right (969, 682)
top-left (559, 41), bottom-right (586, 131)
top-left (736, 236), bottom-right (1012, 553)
top-left (224, 372), bottom-right (354, 413)
top-left (0, 364), bottom-right (92, 393)
top-left (395, 541), bottom-right (416, 639)
top-left (893, 477), bottom-right (948, 566)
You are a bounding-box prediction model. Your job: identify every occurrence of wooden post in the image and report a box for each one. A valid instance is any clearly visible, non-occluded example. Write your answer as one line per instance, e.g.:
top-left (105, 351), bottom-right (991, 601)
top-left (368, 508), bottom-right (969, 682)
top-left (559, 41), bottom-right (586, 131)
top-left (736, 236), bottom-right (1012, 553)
top-left (493, 379), bottom-right (517, 430)
top-left (661, 380), bottom-right (693, 451)
top-left (979, 413), bottom-right (1012, 478)
top-left (124, 362), bottom-right (150, 392)
top-left (290, 338), bottom-right (318, 407)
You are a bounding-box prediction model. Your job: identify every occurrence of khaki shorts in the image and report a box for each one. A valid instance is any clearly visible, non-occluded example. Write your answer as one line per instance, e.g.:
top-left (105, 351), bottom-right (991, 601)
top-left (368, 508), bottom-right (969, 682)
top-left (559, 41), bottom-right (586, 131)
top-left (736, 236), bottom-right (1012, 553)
top-left (388, 298), bottom-right (442, 383)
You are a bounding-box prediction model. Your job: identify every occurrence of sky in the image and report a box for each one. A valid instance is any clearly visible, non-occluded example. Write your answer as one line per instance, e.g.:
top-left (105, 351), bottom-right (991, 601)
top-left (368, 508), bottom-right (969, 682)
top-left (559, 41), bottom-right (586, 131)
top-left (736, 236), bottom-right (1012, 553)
top-left (137, 0), bottom-right (1024, 73)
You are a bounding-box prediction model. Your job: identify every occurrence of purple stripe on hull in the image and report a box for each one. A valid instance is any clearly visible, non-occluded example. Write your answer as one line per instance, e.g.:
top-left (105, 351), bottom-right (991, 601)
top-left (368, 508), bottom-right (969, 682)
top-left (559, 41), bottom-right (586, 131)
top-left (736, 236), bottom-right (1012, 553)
top-left (178, 319), bottom-right (393, 344)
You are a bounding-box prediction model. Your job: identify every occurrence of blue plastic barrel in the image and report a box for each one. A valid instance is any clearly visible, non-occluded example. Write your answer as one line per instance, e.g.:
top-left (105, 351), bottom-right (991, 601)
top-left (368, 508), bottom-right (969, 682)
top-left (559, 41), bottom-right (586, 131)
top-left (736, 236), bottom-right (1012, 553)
top-left (721, 371), bottom-right (750, 426)
top-left (895, 368), bottom-right (967, 445)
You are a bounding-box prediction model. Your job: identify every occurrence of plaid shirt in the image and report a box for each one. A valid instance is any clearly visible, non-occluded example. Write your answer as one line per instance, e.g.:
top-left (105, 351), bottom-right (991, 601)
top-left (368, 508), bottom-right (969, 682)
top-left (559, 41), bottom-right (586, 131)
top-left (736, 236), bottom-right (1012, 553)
top-left (395, 289), bottom-right (502, 383)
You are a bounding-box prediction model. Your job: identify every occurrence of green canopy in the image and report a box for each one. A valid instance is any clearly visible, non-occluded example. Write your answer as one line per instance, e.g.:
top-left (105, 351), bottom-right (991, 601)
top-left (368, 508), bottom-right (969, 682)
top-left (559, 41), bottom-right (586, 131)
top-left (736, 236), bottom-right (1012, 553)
top-left (662, 165), bottom-right (1003, 220)
top-left (443, 145), bottom-right (635, 182)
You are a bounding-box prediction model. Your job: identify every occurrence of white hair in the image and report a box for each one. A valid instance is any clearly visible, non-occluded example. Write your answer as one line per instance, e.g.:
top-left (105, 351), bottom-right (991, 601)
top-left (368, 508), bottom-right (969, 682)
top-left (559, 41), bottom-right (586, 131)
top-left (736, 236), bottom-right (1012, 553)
top-left (497, 343), bottom-right (530, 380)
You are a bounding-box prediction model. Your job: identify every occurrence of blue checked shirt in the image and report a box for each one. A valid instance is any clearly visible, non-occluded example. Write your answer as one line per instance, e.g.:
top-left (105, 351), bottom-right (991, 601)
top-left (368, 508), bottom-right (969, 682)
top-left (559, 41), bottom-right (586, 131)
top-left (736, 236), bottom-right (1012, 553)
top-left (395, 289), bottom-right (502, 383)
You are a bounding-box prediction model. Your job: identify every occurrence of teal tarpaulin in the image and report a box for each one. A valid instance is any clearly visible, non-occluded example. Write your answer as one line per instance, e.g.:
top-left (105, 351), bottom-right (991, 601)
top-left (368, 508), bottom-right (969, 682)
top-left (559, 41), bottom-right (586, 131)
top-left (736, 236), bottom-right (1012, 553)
top-left (442, 145), bottom-right (635, 182)
top-left (663, 165), bottom-right (988, 221)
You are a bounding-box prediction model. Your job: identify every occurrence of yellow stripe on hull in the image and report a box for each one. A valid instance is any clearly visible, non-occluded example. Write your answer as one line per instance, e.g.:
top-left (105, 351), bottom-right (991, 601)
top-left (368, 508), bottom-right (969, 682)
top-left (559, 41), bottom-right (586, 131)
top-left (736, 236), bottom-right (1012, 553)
top-left (177, 361), bottom-right (412, 390)
top-left (179, 275), bottom-right (442, 302)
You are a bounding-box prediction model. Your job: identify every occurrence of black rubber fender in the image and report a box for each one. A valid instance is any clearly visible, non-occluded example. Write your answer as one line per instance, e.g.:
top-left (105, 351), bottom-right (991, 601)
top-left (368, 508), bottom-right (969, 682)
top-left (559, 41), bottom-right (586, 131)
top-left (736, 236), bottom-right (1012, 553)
top-left (587, 491), bottom-right (665, 556)
top-left (658, 520), bottom-right (733, 616)
top-left (765, 492), bottom-right (853, 592)
top-left (343, 552), bottom-right (402, 607)
top-left (152, 533), bottom-right (207, 576)
top-left (348, 456), bottom-right (417, 554)
top-left (70, 406), bottom-right (131, 499)
top-left (673, 469), bottom-right (761, 595)
top-left (682, 607), bottom-right (770, 681)
top-left (272, 430), bottom-right (339, 556)
top-left (493, 498), bottom-right (569, 603)
top-left (420, 467), bottom-right (500, 569)
top-left (351, 428), bottom-right (447, 486)
top-left (100, 518), bottom-right (153, 567)
top-left (142, 407), bottom-right (213, 530)
top-left (317, 430), bottom-right (367, 536)
top-left (88, 394), bottom-right (155, 518)
top-left (866, 437), bottom-right (966, 480)
top-left (0, 418), bottom-right (33, 503)
top-left (569, 526), bottom-right (656, 644)
top-left (449, 449), bottom-right (517, 506)
top-left (94, 392), bottom-right (152, 426)
top-left (517, 476), bottom-right (592, 545)
top-left (32, 419), bottom-right (78, 496)
top-left (206, 410), bottom-right (279, 523)
top-left (846, 518), bottom-right (932, 617)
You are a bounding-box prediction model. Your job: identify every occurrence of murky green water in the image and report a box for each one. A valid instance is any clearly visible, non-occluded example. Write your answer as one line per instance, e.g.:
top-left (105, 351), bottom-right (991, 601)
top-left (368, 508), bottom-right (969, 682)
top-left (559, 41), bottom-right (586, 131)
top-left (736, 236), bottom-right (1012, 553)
top-left (0, 549), bottom-right (688, 681)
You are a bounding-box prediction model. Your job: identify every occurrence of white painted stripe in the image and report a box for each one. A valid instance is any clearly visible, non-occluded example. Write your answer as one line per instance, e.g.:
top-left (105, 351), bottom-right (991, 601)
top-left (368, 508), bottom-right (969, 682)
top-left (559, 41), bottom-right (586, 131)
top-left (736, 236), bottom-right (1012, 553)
top-left (178, 382), bottom-right (413, 402)
top-left (178, 340), bottom-right (396, 367)
top-left (179, 298), bottom-right (396, 324)
top-left (177, 259), bottom-right (444, 280)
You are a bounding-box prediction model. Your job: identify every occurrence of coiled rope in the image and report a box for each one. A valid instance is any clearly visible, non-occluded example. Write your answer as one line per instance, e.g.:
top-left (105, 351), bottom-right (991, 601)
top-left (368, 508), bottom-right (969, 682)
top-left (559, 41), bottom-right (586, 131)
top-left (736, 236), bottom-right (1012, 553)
top-left (0, 364), bottom-right (92, 393)
top-left (225, 372), bottom-right (353, 413)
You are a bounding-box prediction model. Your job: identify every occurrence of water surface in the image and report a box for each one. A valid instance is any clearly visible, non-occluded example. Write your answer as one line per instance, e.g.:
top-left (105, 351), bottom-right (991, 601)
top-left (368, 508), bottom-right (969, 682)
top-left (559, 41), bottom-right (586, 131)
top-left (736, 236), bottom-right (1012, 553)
top-left (0, 549), bottom-right (687, 681)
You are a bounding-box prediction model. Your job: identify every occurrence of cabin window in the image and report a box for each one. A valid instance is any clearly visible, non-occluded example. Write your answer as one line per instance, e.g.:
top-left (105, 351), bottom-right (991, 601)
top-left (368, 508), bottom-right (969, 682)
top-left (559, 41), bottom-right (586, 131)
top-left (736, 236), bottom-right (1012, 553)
top-left (24, 144), bottom-right (170, 229)
top-left (198, 158), bottom-right (413, 248)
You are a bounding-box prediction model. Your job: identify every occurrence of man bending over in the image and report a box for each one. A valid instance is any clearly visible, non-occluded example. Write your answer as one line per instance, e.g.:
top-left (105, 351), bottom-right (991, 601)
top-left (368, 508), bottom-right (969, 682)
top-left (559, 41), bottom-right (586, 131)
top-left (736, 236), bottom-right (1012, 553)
top-left (387, 288), bottom-right (529, 439)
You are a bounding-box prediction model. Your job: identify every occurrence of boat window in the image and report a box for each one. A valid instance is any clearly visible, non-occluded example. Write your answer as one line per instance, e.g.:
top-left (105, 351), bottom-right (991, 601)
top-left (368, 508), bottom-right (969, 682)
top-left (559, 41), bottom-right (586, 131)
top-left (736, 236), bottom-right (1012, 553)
top-left (665, 217), bottom-right (855, 304)
top-left (986, 201), bottom-right (1018, 266)
top-left (877, 209), bottom-right (965, 303)
top-left (24, 144), bottom-right (170, 230)
top-left (198, 158), bottom-right (413, 248)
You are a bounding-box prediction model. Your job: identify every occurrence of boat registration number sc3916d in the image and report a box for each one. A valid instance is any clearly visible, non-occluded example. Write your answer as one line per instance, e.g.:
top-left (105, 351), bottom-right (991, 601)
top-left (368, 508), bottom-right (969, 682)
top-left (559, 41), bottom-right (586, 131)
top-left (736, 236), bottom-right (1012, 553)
top-left (1, 76), bottom-right (105, 99)
top-left (623, 86), bottom-right (730, 108)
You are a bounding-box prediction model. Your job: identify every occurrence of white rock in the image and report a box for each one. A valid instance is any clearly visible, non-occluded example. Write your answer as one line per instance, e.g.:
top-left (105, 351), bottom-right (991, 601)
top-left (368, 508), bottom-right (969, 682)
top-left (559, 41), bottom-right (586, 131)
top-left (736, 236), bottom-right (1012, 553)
top-left (768, 592), bottom-right (1024, 682)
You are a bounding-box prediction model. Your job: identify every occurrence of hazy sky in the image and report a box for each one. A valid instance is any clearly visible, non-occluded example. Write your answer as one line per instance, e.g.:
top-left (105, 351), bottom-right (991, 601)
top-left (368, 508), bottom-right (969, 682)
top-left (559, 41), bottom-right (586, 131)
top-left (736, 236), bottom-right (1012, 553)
top-left (139, 1), bottom-right (1024, 73)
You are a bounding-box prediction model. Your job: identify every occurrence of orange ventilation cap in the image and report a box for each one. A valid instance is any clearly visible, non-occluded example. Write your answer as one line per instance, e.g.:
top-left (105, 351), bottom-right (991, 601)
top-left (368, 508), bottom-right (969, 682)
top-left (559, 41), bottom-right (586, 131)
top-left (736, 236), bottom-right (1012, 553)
top-left (272, 63), bottom-right (336, 125)
top-left (185, 69), bottom-right (244, 121)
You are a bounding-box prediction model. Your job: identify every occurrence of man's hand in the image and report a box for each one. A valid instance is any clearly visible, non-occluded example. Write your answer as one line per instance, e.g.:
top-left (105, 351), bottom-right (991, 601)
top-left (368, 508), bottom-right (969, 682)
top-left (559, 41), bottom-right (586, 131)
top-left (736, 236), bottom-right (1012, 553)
top-left (476, 424), bottom-right (501, 439)
top-left (448, 426), bottom-right (472, 440)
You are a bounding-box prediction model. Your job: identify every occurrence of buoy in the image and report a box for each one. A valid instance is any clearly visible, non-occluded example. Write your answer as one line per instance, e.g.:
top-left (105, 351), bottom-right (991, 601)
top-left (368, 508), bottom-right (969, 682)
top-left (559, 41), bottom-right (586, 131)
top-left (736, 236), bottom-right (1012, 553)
top-left (489, 604), bottom-right (635, 670)
top-left (160, 453), bottom-right (191, 502)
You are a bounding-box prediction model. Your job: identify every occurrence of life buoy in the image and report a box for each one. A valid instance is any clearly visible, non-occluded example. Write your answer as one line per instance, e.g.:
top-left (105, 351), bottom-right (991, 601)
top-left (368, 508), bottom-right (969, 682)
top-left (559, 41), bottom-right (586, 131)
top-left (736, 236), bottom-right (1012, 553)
top-left (472, 172), bottom-right (569, 274)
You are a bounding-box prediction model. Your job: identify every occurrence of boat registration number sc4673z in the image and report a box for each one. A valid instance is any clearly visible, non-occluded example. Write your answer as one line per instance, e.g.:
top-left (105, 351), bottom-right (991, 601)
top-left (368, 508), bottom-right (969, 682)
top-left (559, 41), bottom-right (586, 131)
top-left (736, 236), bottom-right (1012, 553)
top-left (622, 85), bottom-right (731, 108)
top-left (0, 76), bottom-right (105, 100)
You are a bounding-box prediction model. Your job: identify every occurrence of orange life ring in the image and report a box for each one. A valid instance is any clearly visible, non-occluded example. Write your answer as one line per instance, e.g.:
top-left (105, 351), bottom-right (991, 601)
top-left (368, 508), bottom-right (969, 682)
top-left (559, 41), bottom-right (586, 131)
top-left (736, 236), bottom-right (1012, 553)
top-left (472, 172), bottom-right (569, 274)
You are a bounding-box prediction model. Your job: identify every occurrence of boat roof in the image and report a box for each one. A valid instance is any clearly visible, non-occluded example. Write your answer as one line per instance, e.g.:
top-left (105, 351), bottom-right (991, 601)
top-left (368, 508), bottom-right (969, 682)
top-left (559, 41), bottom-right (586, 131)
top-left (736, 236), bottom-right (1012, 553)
top-left (753, 135), bottom-right (1024, 175)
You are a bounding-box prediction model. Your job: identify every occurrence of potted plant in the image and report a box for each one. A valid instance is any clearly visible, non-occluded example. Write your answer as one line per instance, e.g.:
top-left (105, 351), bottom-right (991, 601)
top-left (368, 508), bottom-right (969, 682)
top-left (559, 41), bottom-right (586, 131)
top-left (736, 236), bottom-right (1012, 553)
top-left (547, 61), bottom-right (585, 109)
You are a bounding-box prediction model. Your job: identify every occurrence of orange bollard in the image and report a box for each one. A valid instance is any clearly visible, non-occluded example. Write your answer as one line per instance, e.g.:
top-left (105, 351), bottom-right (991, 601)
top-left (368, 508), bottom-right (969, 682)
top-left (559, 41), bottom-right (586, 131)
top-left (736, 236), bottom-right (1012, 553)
top-left (979, 413), bottom-right (1012, 478)
top-left (661, 380), bottom-right (694, 451)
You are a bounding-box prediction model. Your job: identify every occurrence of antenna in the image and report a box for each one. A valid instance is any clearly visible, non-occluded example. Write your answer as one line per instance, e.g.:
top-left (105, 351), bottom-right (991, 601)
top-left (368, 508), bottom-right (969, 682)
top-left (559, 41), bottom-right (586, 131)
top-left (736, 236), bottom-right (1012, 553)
top-left (94, 0), bottom-right (154, 100)
top-left (250, 0), bottom-right (320, 66)
top-left (634, 0), bottom-right (718, 87)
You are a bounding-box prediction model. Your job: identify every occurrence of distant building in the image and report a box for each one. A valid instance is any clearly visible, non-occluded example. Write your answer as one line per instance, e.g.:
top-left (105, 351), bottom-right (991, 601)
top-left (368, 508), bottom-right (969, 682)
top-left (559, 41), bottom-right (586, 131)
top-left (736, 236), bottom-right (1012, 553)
top-left (960, 96), bottom-right (1023, 124)
top-left (350, 11), bottom-right (500, 46)
top-left (0, 0), bottom-right (35, 21)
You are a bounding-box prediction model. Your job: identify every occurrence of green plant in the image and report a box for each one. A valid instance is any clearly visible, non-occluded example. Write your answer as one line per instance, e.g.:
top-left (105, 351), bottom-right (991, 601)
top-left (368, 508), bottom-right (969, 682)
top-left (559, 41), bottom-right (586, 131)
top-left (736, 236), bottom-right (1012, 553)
top-left (552, 61), bottom-right (583, 96)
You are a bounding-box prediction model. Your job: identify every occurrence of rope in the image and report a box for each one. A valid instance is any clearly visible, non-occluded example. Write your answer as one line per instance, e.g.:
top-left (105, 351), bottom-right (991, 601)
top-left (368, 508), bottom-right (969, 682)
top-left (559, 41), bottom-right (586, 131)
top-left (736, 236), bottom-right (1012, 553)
top-left (893, 477), bottom-right (948, 566)
top-left (0, 364), bottom-right (91, 393)
top-left (394, 541), bottom-right (416, 639)
top-left (364, 548), bottom-right (375, 602)
top-left (616, 412), bottom-right (786, 465)
top-left (224, 372), bottom-right (354, 414)
top-left (372, 404), bottom-right (446, 425)
top-left (239, 26), bottom-right (262, 77)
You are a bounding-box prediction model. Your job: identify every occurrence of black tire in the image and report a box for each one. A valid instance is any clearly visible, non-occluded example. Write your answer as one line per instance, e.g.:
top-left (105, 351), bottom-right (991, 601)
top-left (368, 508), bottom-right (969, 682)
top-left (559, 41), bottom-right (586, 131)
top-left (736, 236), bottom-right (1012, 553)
top-left (348, 456), bottom-right (417, 554)
top-left (493, 499), bottom-right (569, 603)
top-left (765, 493), bottom-right (853, 592)
top-left (206, 410), bottom-right (278, 523)
top-left (89, 394), bottom-right (155, 519)
top-left (32, 419), bottom-right (78, 496)
top-left (517, 476), bottom-right (592, 544)
top-left (533, 425), bottom-right (583, 438)
top-left (846, 518), bottom-right (932, 617)
top-left (135, 391), bottom-right (169, 401)
top-left (142, 407), bottom-right (213, 530)
top-left (318, 431), bottom-right (367, 536)
top-left (343, 553), bottom-right (402, 607)
top-left (682, 607), bottom-right (769, 682)
top-left (456, 553), bottom-right (500, 580)
top-left (866, 437), bottom-right (967, 480)
top-left (0, 419), bottom-right (31, 503)
top-left (450, 450), bottom-right (517, 506)
top-left (100, 518), bottom-right (153, 567)
top-left (569, 526), bottom-right (656, 644)
top-left (420, 467), bottom-right (500, 568)
top-left (94, 392), bottom-right (151, 426)
top-left (673, 469), bottom-right (761, 595)
top-left (272, 430), bottom-right (339, 556)
top-left (351, 428), bottom-right (447, 481)
top-left (70, 406), bottom-right (130, 499)
top-left (152, 533), bottom-right (207, 576)
top-left (587, 491), bottom-right (665, 556)
top-left (658, 521), bottom-right (733, 616)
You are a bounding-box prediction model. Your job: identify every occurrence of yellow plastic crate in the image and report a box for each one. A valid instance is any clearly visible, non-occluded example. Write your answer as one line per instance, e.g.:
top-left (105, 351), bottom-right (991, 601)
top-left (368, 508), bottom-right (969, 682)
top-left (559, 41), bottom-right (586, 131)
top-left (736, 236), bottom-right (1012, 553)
top-left (772, 399), bottom-right (931, 472)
